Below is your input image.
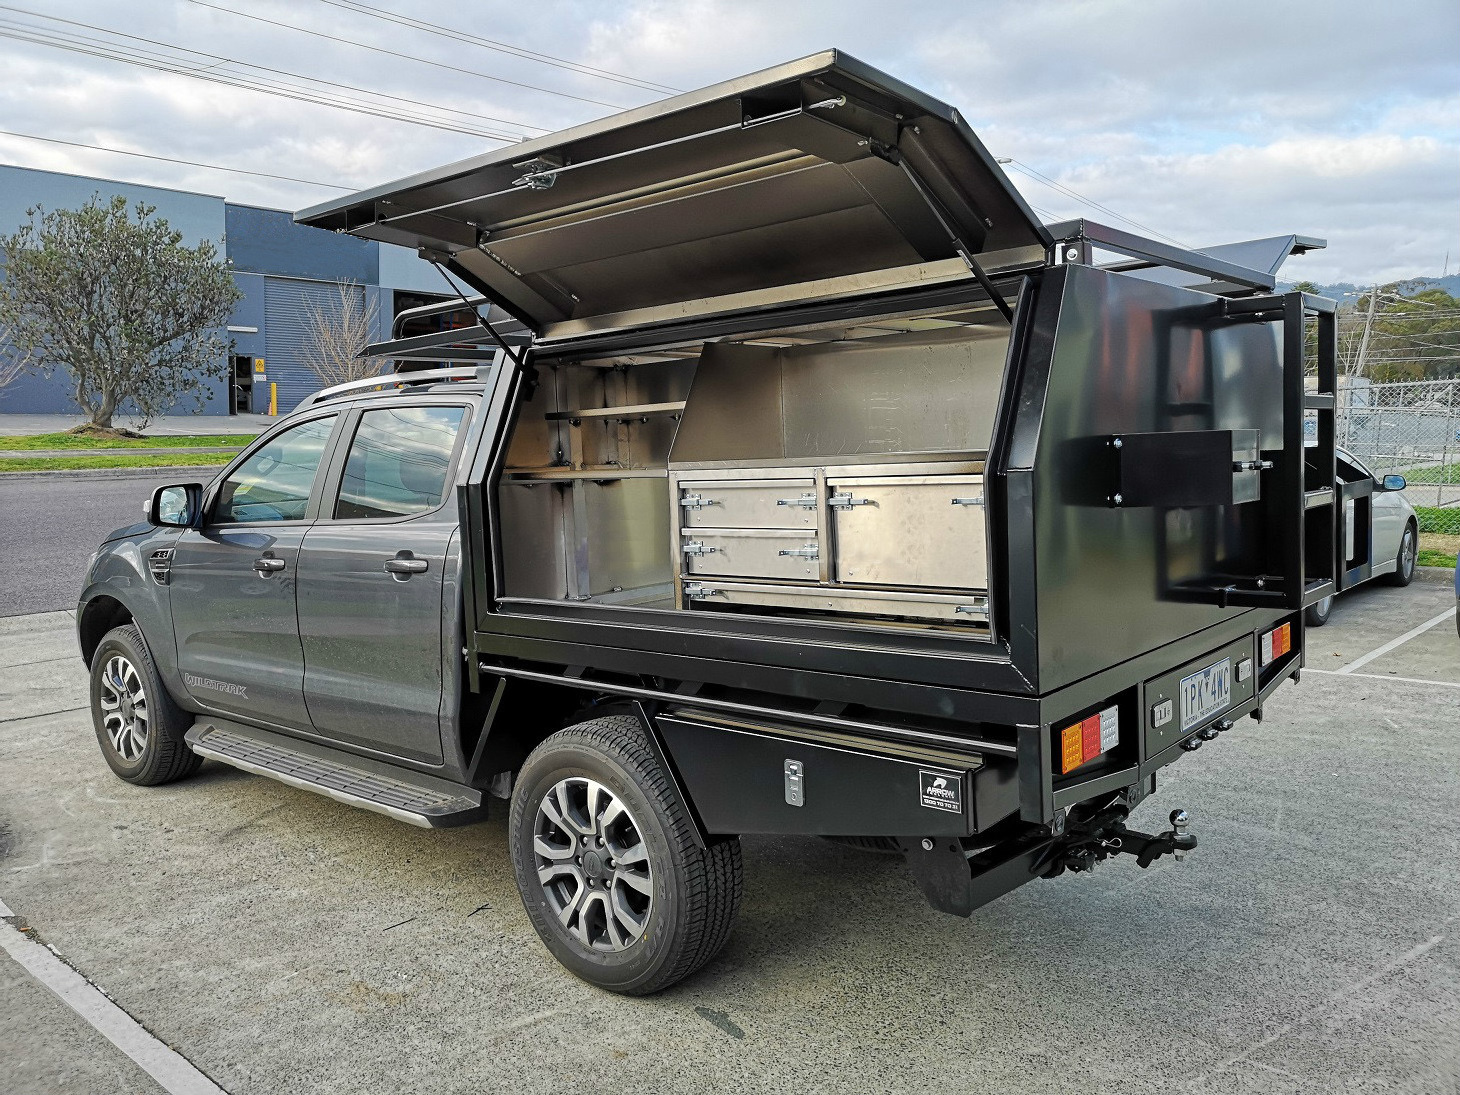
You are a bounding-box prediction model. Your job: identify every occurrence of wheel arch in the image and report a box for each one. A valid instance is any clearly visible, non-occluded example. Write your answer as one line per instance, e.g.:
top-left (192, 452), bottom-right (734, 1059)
top-left (78, 595), bottom-right (136, 668)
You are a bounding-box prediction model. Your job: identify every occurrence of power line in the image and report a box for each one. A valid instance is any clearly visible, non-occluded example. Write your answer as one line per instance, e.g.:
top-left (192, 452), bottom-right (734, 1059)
top-left (0, 127), bottom-right (353, 189)
top-left (1005, 158), bottom-right (1190, 249)
top-left (0, 12), bottom-right (528, 142)
top-left (314, 0), bottom-right (681, 96)
top-left (185, 0), bottom-right (628, 111)
top-left (0, 6), bottom-right (535, 140)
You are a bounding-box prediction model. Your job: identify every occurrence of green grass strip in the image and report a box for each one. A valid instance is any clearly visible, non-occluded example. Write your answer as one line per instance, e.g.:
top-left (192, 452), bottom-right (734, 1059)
top-left (1417, 548), bottom-right (1458, 569)
top-left (0, 452), bottom-right (236, 472)
top-left (0, 432), bottom-right (257, 451)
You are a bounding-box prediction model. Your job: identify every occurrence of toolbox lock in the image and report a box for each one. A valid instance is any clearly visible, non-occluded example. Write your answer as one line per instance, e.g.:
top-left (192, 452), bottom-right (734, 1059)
top-left (828, 492), bottom-right (875, 508)
top-left (682, 541), bottom-right (718, 557)
top-left (680, 493), bottom-right (719, 509)
top-left (1232, 459), bottom-right (1274, 472)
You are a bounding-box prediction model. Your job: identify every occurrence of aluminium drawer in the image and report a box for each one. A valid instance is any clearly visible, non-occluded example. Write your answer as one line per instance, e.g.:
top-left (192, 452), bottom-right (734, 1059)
top-left (678, 478), bottom-right (817, 529)
top-left (828, 474), bottom-right (987, 589)
top-left (681, 528), bottom-right (820, 581)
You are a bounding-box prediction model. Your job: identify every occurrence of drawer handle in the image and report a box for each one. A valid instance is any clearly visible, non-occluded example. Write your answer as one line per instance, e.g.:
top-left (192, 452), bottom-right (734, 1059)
top-left (950, 496), bottom-right (985, 506)
top-left (778, 545), bottom-right (820, 559)
top-left (776, 494), bottom-right (818, 509)
top-left (682, 541), bottom-right (718, 557)
top-left (828, 493), bottom-right (875, 508)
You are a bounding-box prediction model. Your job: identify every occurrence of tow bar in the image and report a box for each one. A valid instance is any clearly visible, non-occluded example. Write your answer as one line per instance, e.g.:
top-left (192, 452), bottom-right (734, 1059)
top-left (1046, 805), bottom-right (1196, 876)
top-left (900, 805), bottom-right (1197, 917)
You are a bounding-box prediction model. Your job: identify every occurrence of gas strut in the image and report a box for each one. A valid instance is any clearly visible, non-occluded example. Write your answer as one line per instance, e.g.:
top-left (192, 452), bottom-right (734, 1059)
top-left (1046, 805), bottom-right (1196, 876)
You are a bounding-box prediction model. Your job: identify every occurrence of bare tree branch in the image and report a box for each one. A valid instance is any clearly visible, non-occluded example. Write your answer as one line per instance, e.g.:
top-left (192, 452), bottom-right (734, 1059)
top-left (0, 323), bottom-right (38, 392)
top-left (298, 283), bottom-right (386, 388)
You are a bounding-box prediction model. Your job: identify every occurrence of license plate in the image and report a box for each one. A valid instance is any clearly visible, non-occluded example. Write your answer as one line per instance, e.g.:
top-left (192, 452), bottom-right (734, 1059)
top-left (1180, 658), bottom-right (1232, 732)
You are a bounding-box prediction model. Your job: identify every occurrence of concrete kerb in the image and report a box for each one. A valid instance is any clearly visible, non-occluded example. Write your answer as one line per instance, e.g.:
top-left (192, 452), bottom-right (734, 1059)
top-left (0, 467), bottom-right (224, 482)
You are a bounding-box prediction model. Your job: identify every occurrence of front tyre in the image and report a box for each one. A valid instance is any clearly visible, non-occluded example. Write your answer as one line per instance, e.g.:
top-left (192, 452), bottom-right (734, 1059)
top-left (89, 624), bottom-right (202, 786)
top-left (509, 715), bottom-right (742, 995)
top-left (1386, 523), bottom-right (1417, 587)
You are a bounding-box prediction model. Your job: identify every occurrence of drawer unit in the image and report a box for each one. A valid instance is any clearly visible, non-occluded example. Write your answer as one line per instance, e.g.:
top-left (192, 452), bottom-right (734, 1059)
top-left (828, 474), bottom-right (987, 590)
top-left (679, 478), bottom-right (818, 529)
top-left (682, 528), bottom-right (820, 581)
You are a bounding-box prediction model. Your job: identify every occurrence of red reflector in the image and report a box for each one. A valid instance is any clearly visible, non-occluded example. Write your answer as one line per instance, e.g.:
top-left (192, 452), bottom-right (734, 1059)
top-left (1080, 715), bottom-right (1101, 761)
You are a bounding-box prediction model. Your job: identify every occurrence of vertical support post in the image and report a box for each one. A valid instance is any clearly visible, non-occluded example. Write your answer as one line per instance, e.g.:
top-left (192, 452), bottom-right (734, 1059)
top-left (1281, 292), bottom-right (1307, 608)
top-left (269, 381), bottom-right (278, 417)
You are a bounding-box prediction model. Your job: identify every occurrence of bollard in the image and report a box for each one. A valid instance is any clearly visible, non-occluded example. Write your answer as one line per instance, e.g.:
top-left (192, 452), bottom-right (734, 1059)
top-left (269, 381), bottom-right (278, 416)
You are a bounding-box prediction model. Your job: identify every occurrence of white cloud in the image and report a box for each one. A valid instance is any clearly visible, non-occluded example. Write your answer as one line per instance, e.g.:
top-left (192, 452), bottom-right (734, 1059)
top-left (0, 0), bottom-right (1452, 280)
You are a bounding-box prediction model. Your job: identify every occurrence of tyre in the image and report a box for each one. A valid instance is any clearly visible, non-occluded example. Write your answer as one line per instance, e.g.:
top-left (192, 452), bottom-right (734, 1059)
top-left (89, 624), bottom-right (202, 786)
top-left (509, 715), bottom-right (742, 995)
top-left (1386, 523), bottom-right (1417, 587)
top-left (1304, 595), bottom-right (1333, 628)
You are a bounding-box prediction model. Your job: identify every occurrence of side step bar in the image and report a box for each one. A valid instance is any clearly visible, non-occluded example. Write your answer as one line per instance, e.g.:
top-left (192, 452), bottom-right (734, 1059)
top-left (186, 719), bottom-right (485, 828)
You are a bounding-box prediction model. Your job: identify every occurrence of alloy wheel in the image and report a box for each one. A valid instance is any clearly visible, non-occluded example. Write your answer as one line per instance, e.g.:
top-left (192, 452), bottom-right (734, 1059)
top-left (98, 654), bottom-right (149, 762)
top-left (1401, 528), bottom-right (1416, 577)
top-left (533, 777), bottom-right (653, 952)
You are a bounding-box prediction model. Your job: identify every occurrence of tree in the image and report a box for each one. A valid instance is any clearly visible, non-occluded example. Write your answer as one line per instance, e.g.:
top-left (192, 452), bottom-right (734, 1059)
top-left (0, 196), bottom-right (241, 429)
top-left (298, 282), bottom-right (386, 388)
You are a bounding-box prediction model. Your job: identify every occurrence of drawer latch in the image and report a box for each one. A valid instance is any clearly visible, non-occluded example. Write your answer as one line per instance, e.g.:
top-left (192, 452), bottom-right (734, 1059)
top-left (828, 493), bottom-right (875, 509)
top-left (777, 545), bottom-right (820, 559)
top-left (682, 541), bottom-right (718, 557)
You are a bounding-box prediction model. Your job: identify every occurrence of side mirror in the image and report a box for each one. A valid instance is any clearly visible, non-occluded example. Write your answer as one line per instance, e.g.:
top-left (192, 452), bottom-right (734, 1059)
top-left (1380, 474), bottom-right (1407, 492)
top-left (147, 483), bottom-right (203, 528)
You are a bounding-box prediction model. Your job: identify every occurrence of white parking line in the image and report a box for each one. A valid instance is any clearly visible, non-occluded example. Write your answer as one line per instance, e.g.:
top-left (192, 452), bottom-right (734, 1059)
top-left (0, 898), bottom-right (227, 1095)
top-left (1337, 607), bottom-right (1457, 674)
top-left (1307, 668), bottom-right (1460, 689)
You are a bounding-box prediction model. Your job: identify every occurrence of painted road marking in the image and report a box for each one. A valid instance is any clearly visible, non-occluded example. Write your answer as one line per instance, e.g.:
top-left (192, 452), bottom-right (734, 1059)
top-left (0, 898), bottom-right (227, 1095)
top-left (1307, 668), bottom-right (1460, 689)
top-left (1336, 607), bottom-right (1457, 675)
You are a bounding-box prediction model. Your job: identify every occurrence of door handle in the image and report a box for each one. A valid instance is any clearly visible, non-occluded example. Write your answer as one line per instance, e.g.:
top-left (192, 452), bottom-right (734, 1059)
top-left (253, 556), bottom-right (286, 574)
top-left (384, 555), bottom-right (430, 577)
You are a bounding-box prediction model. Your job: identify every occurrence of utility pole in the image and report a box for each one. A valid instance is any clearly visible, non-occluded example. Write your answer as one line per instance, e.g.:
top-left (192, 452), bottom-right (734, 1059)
top-left (1351, 285), bottom-right (1380, 379)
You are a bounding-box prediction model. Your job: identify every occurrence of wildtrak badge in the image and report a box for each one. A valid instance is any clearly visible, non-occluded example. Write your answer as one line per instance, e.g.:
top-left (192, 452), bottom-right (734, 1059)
top-left (184, 673), bottom-right (248, 699)
top-left (919, 769), bottom-right (963, 813)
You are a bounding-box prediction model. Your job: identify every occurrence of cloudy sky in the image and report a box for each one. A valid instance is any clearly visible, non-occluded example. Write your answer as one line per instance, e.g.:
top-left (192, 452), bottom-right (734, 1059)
top-left (0, 0), bottom-right (1454, 284)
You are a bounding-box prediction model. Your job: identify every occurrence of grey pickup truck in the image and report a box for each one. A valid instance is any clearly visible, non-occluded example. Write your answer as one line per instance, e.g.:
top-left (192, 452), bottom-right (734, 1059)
top-left (79, 51), bottom-right (1340, 994)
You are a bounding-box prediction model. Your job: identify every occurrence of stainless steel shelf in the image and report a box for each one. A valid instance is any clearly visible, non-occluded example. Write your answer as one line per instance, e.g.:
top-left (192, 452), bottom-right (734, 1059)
top-left (545, 401), bottom-right (686, 424)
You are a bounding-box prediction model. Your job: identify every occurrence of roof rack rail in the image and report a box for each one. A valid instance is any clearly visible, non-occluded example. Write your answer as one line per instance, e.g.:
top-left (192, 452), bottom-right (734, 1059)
top-left (298, 366), bottom-right (494, 410)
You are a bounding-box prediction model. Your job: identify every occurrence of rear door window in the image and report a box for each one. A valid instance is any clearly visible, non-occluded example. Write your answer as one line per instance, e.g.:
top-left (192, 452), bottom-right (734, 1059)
top-left (333, 405), bottom-right (468, 520)
top-left (213, 414), bottom-right (337, 524)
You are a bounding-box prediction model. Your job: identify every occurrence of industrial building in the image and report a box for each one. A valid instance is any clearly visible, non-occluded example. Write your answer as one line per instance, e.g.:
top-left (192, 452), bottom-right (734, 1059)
top-left (0, 163), bottom-right (447, 417)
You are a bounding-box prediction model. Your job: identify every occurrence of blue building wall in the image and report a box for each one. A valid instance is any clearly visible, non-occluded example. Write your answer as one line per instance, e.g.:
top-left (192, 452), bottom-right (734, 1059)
top-left (0, 166), bottom-right (448, 419)
top-left (0, 165), bottom-right (231, 417)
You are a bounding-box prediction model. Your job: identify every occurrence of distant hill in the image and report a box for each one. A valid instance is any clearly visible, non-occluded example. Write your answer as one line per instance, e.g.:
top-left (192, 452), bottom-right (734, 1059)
top-left (1292, 274), bottom-right (1460, 305)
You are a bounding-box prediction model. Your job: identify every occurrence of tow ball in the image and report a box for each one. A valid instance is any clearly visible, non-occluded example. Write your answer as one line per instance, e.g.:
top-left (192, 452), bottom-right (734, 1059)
top-left (1047, 806), bottom-right (1196, 876)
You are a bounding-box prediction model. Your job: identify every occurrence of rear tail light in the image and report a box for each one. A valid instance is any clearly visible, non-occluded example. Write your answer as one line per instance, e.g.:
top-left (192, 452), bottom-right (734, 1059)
top-left (1259, 622), bottom-right (1292, 667)
top-left (1059, 705), bottom-right (1119, 775)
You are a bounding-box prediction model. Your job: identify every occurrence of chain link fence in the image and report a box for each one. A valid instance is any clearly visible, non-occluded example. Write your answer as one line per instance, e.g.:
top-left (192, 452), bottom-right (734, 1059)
top-left (1335, 378), bottom-right (1460, 539)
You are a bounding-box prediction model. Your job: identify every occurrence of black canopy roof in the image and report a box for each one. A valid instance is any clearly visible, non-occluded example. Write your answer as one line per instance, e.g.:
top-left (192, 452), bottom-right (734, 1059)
top-left (297, 50), bottom-right (1050, 340)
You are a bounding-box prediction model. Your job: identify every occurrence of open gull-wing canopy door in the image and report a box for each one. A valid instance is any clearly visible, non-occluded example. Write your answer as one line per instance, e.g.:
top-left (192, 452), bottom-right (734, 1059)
top-left (297, 50), bottom-right (1050, 343)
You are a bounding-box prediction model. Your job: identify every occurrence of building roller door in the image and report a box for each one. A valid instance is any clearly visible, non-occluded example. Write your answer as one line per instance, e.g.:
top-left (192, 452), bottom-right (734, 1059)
top-left (263, 277), bottom-right (365, 412)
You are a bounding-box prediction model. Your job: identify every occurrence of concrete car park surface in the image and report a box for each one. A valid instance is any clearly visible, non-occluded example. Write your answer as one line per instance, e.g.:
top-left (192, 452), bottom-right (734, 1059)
top-left (1, 579), bottom-right (1457, 1095)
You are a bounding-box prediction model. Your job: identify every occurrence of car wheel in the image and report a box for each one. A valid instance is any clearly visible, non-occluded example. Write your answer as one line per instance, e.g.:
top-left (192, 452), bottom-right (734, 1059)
top-left (1386, 523), bottom-right (1417, 587)
top-left (1304, 595), bottom-right (1334, 627)
top-left (509, 715), bottom-right (743, 995)
top-left (89, 624), bottom-right (202, 786)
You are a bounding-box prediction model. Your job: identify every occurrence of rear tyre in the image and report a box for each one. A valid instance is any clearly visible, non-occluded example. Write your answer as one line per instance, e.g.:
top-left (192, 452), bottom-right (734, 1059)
top-left (509, 715), bottom-right (742, 995)
top-left (1386, 523), bottom-right (1417, 587)
top-left (89, 624), bottom-right (202, 786)
top-left (1304, 595), bottom-right (1333, 628)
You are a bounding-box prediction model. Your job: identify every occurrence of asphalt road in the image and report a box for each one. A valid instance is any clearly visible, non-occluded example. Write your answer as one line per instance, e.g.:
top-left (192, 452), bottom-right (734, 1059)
top-left (1, 576), bottom-right (1457, 1094)
top-left (0, 471), bottom-right (183, 617)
